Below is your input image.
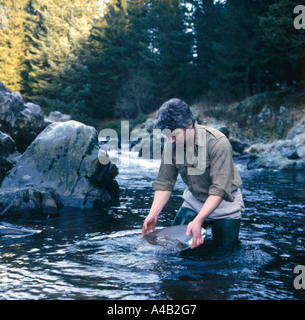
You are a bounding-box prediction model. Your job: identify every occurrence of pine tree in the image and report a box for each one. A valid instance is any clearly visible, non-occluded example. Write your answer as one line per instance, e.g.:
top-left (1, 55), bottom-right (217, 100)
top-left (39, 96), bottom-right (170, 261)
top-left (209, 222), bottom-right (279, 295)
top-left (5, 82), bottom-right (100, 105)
top-left (0, 0), bottom-right (29, 94)
top-left (258, 0), bottom-right (305, 88)
top-left (205, 0), bottom-right (274, 101)
top-left (88, 0), bottom-right (129, 119)
top-left (27, 0), bottom-right (98, 121)
top-left (89, 0), bottom-right (156, 119)
top-left (147, 0), bottom-right (194, 100)
top-left (191, 0), bottom-right (223, 97)
top-left (114, 0), bottom-right (156, 118)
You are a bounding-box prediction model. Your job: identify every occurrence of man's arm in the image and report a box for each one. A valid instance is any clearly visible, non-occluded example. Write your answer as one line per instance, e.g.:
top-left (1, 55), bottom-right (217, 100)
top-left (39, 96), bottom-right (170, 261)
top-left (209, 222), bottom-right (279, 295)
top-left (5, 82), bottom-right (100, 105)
top-left (142, 190), bottom-right (172, 236)
top-left (143, 140), bottom-right (178, 236)
top-left (186, 195), bottom-right (223, 248)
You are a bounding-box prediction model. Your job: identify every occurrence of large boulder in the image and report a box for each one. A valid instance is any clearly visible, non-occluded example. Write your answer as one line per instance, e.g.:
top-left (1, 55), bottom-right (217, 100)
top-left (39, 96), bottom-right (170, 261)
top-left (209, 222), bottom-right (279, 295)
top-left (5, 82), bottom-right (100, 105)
top-left (0, 82), bottom-right (46, 153)
top-left (1, 120), bottom-right (119, 211)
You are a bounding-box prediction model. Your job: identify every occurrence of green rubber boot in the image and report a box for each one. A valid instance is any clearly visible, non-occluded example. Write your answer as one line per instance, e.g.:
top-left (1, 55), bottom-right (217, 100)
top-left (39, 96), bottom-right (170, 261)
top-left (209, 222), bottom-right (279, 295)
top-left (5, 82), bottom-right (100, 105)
top-left (172, 206), bottom-right (240, 246)
top-left (171, 206), bottom-right (197, 226)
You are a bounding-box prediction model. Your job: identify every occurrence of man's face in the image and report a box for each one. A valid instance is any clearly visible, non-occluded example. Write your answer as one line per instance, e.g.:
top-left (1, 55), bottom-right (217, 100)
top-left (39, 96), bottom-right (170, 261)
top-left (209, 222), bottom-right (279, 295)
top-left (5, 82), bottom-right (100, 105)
top-left (169, 128), bottom-right (186, 146)
top-left (164, 122), bottom-right (194, 146)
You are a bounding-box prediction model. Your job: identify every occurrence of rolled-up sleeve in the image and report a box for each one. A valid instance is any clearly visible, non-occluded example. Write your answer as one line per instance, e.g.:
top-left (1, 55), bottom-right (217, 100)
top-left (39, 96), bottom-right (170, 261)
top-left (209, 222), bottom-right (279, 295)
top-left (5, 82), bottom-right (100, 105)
top-left (152, 143), bottom-right (178, 191)
top-left (208, 137), bottom-right (236, 202)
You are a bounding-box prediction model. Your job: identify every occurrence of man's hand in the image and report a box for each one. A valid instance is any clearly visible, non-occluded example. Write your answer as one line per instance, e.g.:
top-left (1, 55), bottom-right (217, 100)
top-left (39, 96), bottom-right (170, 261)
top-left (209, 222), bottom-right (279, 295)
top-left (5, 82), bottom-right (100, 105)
top-left (185, 195), bottom-right (223, 248)
top-left (186, 219), bottom-right (204, 249)
top-left (142, 213), bottom-right (158, 236)
top-left (142, 190), bottom-right (172, 237)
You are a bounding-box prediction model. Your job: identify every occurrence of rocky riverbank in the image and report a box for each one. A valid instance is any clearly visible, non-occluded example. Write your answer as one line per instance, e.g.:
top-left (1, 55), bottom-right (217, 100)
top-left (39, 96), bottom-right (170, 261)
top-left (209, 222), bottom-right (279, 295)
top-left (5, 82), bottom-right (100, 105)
top-left (189, 90), bottom-right (305, 171)
top-left (0, 82), bottom-right (120, 219)
top-left (243, 117), bottom-right (305, 170)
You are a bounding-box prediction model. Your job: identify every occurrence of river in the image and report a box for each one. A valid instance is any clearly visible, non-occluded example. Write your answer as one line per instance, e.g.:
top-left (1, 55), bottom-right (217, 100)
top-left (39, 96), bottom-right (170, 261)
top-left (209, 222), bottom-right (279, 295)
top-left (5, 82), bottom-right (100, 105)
top-left (0, 149), bottom-right (305, 300)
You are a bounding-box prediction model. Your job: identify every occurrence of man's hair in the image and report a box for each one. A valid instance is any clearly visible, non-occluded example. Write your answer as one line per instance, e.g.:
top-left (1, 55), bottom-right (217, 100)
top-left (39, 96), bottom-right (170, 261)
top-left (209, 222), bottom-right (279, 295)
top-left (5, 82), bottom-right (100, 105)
top-left (155, 98), bottom-right (195, 131)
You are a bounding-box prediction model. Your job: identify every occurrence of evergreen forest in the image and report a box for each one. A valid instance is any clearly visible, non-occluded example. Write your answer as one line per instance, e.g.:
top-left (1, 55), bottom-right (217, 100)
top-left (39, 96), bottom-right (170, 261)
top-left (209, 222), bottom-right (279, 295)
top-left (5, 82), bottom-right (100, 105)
top-left (0, 0), bottom-right (304, 127)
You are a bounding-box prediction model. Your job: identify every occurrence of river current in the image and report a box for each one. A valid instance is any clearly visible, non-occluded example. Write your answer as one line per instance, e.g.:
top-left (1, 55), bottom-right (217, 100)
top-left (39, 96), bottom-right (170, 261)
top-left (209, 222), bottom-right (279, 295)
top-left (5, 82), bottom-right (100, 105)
top-left (0, 149), bottom-right (305, 300)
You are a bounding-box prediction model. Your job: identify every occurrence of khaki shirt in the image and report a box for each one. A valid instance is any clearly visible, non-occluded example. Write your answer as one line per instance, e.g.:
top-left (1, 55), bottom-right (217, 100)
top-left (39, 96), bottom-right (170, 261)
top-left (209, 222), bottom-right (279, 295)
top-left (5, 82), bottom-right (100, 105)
top-left (152, 124), bottom-right (242, 202)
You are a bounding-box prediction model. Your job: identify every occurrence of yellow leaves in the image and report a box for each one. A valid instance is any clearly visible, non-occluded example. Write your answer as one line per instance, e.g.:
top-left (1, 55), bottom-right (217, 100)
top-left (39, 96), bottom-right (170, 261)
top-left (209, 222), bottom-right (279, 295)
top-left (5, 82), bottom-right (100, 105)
top-left (0, 0), bottom-right (29, 93)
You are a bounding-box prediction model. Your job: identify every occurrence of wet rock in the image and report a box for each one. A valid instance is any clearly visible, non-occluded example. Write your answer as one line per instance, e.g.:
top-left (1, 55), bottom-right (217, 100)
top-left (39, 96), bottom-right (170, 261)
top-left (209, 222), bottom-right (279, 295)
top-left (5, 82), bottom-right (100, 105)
top-left (0, 131), bottom-right (20, 183)
top-left (44, 111), bottom-right (71, 124)
top-left (0, 82), bottom-right (46, 153)
top-left (0, 131), bottom-right (16, 157)
top-left (0, 157), bottom-right (13, 185)
top-left (244, 143), bottom-right (270, 154)
top-left (287, 116), bottom-right (305, 139)
top-left (247, 151), bottom-right (295, 170)
top-left (229, 138), bottom-right (249, 155)
top-left (216, 126), bottom-right (230, 139)
top-left (293, 133), bottom-right (305, 159)
top-left (140, 118), bottom-right (155, 132)
top-left (1, 120), bottom-right (119, 209)
top-left (286, 116), bottom-right (305, 159)
top-left (0, 82), bottom-right (11, 94)
top-left (246, 120), bottom-right (305, 171)
top-left (271, 140), bottom-right (299, 159)
top-left (0, 186), bottom-right (63, 218)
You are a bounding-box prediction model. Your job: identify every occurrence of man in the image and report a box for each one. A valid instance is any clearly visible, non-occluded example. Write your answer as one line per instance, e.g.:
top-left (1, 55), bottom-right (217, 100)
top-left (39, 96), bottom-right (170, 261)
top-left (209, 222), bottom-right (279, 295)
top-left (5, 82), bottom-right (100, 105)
top-left (142, 98), bottom-right (245, 249)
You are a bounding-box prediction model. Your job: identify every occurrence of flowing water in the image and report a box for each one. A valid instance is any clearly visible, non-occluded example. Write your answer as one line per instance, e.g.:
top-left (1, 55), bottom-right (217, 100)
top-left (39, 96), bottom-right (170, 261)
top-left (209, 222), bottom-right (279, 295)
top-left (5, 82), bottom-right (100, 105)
top-left (0, 150), bottom-right (305, 300)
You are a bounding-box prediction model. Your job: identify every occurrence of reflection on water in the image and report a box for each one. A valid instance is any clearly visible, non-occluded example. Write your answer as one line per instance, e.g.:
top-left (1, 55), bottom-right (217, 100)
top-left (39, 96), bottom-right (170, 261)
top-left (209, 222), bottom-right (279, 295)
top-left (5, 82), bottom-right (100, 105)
top-left (0, 150), bottom-right (305, 300)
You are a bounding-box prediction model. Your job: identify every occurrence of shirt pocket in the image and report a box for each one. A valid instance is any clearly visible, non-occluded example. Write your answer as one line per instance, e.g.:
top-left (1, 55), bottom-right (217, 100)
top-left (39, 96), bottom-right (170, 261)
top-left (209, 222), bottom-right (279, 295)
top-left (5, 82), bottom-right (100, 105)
top-left (193, 171), bottom-right (211, 188)
top-left (191, 162), bottom-right (211, 193)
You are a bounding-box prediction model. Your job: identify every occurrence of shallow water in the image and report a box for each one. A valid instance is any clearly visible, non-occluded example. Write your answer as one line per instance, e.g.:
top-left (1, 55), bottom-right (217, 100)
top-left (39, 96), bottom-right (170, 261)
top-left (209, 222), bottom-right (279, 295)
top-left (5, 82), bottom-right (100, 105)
top-left (0, 150), bottom-right (305, 300)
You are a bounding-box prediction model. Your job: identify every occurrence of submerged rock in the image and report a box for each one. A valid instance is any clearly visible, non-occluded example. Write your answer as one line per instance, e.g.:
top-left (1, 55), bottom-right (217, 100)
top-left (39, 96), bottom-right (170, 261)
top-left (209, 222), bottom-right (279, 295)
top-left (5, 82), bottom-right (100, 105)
top-left (1, 120), bottom-right (119, 212)
top-left (0, 221), bottom-right (40, 236)
top-left (0, 186), bottom-right (63, 218)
